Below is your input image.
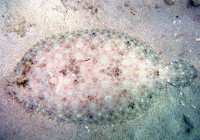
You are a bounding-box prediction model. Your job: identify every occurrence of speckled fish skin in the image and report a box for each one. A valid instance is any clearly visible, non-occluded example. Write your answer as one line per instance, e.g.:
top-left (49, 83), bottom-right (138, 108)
top-left (6, 29), bottom-right (197, 125)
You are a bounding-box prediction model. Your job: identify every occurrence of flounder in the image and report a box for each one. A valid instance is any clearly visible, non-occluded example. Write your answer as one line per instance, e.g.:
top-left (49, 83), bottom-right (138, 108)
top-left (6, 29), bottom-right (197, 125)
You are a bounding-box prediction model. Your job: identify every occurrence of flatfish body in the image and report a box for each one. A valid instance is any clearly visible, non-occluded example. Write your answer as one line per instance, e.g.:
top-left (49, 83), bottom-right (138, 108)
top-left (6, 29), bottom-right (197, 125)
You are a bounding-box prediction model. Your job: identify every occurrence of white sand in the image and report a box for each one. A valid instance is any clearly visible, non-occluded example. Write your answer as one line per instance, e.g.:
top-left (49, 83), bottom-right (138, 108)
top-left (0, 0), bottom-right (199, 139)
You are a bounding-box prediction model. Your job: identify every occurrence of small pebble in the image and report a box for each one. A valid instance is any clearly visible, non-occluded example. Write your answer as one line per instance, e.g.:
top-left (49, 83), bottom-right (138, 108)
top-left (164, 0), bottom-right (176, 5)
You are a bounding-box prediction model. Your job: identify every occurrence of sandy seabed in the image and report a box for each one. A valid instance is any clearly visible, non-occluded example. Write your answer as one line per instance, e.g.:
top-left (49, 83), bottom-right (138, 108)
top-left (0, 0), bottom-right (200, 139)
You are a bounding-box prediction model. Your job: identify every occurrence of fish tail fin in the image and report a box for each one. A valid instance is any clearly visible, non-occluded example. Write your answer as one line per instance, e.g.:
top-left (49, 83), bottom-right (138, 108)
top-left (166, 59), bottom-right (197, 87)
